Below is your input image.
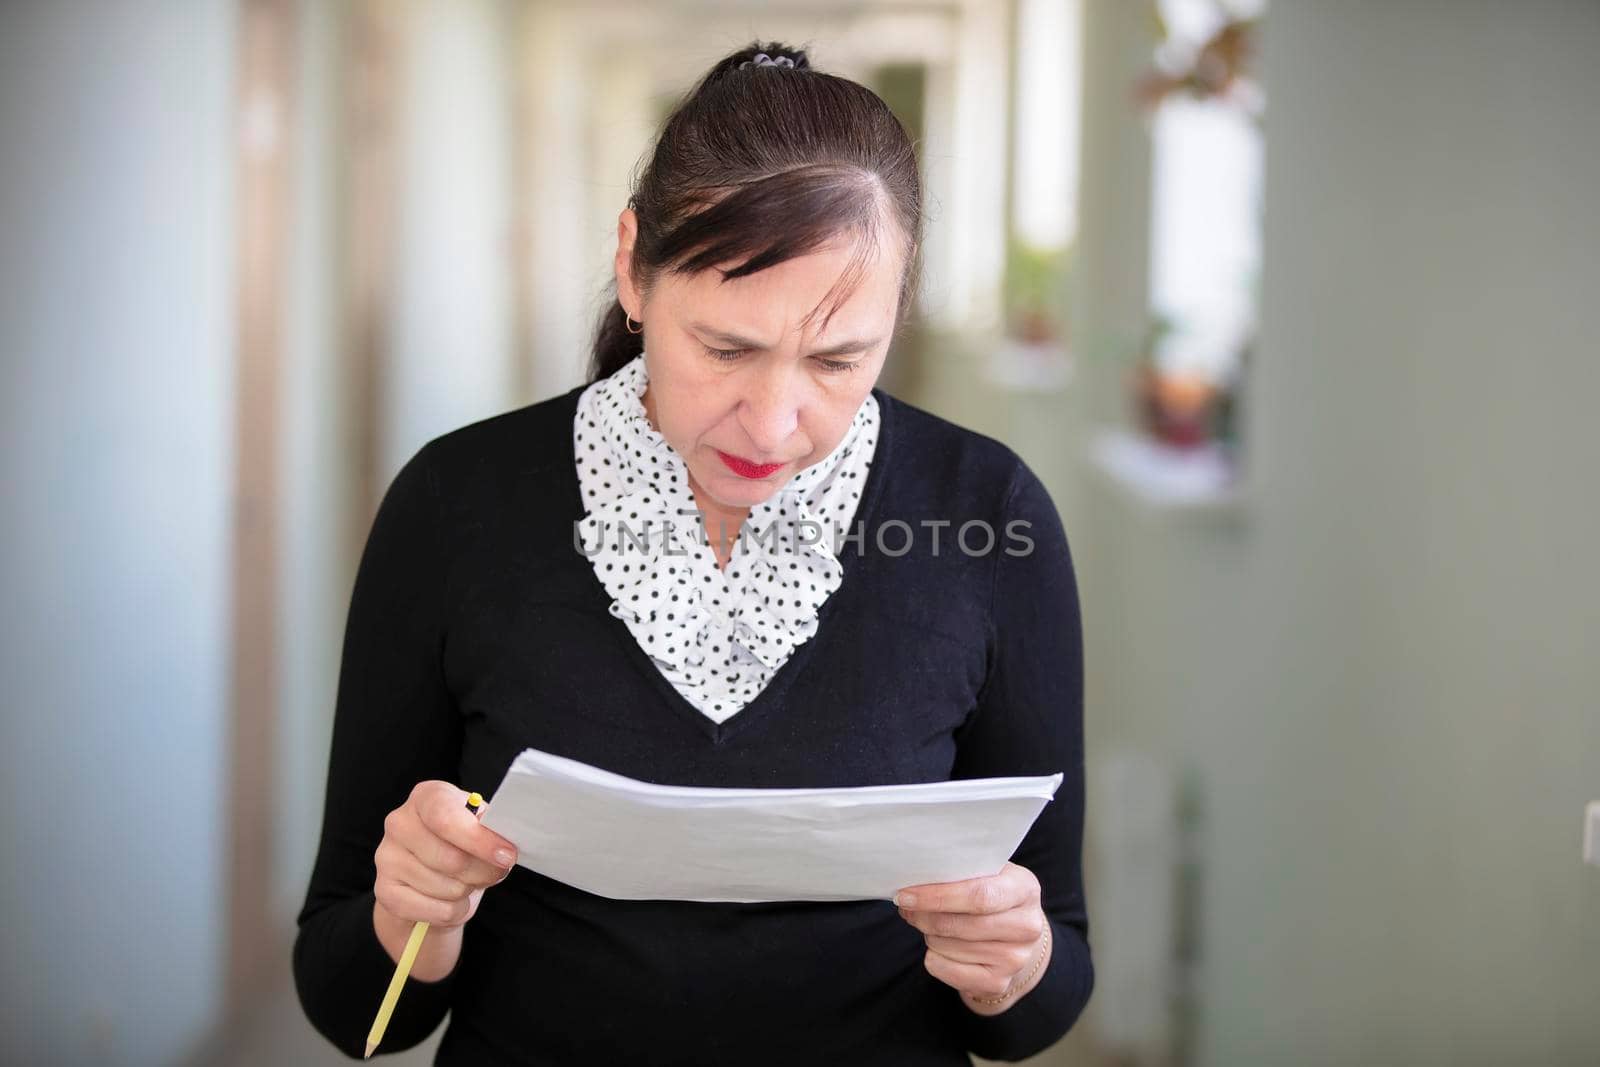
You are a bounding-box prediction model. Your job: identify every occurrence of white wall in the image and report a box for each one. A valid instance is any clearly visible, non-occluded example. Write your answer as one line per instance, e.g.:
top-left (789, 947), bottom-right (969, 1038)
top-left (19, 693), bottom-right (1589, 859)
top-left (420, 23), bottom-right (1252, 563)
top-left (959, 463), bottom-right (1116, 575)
top-left (382, 0), bottom-right (518, 477)
top-left (1073, 1), bottom-right (1600, 1063)
top-left (274, 0), bottom-right (353, 931)
top-left (0, 1), bottom-right (237, 1063)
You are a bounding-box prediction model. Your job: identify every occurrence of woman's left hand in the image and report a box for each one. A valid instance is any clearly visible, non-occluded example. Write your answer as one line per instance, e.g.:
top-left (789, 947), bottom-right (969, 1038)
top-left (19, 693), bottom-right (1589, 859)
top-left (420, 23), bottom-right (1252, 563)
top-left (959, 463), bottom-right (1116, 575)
top-left (894, 861), bottom-right (1052, 1013)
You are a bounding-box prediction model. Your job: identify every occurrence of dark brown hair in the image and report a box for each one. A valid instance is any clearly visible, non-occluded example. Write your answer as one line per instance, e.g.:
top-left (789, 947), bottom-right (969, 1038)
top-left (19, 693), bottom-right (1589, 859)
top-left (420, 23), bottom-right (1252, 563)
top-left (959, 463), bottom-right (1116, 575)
top-left (587, 40), bottom-right (924, 383)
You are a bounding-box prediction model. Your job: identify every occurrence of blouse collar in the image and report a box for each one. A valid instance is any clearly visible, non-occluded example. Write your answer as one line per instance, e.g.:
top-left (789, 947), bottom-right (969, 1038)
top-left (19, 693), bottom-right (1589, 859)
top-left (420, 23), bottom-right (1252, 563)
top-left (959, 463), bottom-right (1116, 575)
top-left (572, 352), bottom-right (879, 722)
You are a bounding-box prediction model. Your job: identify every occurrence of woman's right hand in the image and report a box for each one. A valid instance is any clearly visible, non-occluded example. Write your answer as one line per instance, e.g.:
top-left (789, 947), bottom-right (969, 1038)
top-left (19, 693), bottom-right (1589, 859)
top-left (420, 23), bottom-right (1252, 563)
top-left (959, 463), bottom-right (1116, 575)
top-left (373, 780), bottom-right (519, 929)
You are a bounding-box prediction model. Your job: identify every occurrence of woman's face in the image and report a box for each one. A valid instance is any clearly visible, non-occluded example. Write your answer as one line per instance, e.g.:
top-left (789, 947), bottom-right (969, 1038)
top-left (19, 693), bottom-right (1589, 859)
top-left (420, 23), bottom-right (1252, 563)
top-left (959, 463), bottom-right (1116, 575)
top-left (614, 207), bottom-right (903, 512)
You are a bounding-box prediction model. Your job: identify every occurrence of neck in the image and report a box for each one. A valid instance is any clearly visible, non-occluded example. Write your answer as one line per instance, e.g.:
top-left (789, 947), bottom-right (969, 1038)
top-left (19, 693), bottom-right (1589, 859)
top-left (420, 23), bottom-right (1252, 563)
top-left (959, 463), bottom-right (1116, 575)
top-left (687, 472), bottom-right (750, 549)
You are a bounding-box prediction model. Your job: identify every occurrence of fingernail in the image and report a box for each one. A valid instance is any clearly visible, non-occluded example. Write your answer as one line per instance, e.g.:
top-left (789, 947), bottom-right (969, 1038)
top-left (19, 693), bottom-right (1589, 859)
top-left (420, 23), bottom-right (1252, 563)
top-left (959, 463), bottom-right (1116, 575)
top-left (895, 892), bottom-right (916, 907)
top-left (494, 849), bottom-right (515, 867)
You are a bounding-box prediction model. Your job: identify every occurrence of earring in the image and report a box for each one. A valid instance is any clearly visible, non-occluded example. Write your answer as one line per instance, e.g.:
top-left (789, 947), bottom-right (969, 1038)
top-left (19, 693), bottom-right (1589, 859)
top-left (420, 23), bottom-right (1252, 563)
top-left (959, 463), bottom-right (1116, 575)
top-left (623, 310), bottom-right (643, 335)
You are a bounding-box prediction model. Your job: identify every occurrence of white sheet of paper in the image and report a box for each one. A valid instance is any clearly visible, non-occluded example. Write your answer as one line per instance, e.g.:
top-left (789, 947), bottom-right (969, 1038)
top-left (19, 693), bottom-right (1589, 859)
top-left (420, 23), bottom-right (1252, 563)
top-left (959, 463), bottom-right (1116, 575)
top-left (476, 747), bottom-right (1064, 903)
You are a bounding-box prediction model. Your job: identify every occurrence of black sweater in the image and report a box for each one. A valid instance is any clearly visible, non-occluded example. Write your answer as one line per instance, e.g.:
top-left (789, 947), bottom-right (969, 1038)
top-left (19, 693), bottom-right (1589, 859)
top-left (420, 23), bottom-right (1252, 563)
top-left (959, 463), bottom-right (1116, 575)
top-left (292, 381), bottom-right (1093, 1065)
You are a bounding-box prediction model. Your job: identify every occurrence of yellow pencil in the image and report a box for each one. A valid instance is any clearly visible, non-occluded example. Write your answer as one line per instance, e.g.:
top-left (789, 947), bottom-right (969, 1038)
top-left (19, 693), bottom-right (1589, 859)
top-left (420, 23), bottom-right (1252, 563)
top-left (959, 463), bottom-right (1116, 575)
top-left (365, 790), bottom-right (485, 1059)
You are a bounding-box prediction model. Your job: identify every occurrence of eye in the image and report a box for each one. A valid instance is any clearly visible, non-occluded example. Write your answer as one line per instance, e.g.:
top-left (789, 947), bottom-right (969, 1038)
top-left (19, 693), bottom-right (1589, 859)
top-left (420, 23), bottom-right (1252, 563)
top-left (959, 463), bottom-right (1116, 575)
top-left (701, 343), bottom-right (860, 374)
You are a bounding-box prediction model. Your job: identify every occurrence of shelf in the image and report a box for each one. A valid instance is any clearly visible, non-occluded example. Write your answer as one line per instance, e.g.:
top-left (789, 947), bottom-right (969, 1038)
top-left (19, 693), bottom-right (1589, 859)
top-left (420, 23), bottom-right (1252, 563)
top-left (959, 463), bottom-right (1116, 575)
top-left (1086, 427), bottom-right (1246, 514)
top-left (982, 337), bottom-right (1075, 393)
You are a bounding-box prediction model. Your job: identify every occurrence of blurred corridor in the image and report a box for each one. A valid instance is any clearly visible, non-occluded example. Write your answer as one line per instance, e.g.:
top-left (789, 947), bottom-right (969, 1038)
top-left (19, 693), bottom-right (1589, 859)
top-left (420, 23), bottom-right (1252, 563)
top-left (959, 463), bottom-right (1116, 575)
top-left (2, 1), bottom-right (1597, 1064)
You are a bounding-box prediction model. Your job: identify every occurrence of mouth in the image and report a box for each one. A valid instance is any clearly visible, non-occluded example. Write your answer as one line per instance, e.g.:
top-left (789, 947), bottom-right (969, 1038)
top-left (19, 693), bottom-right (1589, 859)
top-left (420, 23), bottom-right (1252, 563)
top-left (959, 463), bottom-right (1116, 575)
top-left (715, 450), bottom-right (786, 480)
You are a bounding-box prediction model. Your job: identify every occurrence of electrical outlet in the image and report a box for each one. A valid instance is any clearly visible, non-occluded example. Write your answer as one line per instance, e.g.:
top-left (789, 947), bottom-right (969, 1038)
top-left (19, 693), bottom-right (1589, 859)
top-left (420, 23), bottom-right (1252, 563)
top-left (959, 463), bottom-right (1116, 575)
top-left (1586, 802), bottom-right (1600, 868)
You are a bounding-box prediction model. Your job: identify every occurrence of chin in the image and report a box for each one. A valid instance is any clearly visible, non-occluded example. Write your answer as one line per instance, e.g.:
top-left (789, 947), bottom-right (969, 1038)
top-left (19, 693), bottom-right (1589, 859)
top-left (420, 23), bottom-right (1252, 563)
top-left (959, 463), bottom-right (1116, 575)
top-left (712, 472), bottom-right (780, 500)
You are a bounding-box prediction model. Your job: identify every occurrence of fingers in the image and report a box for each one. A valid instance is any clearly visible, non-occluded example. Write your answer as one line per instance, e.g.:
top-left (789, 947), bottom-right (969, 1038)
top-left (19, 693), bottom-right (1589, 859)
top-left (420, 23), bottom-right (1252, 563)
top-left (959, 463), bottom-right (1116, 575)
top-left (382, 804), bottom-right (488, 888)
top-left (921, 933), bottom-right (1040, 973)
top-left (380, 835), bottom-right (509, 902)
top-left (393, 782), bottom-right (515, 888)
top-left (418, 783), bottom-right (518, 873)
top-left (894, 862), bottom-right (1037, 915)
top-left (373, 781), bottom-right (516, 936)
top-left (897, 903), bottom-right (1044, 943)
top-left (377, 783), bottom-right (515, 908)
top-left (922, 948), bottom-right (1015, 1000)
top-left (412, 830), bottom-right (508, 890)
top-left (896, 877), bottom-right (1052, 1001)
top-left (374, 876), bottom-right (476, 928)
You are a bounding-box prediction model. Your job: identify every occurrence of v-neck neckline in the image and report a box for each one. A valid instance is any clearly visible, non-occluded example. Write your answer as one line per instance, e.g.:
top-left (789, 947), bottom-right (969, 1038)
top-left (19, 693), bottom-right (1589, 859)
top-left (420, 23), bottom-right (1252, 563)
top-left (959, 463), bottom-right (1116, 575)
top-left (563, 384), bottom-right (896, 747)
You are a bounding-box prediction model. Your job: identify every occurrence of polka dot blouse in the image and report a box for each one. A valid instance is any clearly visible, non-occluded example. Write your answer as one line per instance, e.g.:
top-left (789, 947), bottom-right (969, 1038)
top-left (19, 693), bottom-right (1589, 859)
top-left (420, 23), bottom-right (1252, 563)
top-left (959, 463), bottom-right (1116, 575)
top-left (572, 352), bottom-right (879, 725)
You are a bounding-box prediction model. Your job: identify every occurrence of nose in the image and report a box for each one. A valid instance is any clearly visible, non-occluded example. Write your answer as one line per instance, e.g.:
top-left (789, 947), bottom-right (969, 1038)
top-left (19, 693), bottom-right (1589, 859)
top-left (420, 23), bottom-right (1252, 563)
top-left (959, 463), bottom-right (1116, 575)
top-left (737, 360), bottom-right (802, 457)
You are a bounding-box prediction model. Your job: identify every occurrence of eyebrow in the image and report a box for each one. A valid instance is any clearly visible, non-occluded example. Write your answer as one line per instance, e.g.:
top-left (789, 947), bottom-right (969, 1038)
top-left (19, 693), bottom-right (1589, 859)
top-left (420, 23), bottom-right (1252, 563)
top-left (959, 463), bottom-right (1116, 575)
top-left (689, 321), bottom-right (882, 358)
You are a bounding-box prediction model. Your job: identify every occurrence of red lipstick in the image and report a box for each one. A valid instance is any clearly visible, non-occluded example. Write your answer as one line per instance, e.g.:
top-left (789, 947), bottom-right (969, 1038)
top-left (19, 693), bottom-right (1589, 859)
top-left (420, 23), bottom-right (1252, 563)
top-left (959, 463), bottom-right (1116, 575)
top-left (716, 450), bottom-right (785, 479)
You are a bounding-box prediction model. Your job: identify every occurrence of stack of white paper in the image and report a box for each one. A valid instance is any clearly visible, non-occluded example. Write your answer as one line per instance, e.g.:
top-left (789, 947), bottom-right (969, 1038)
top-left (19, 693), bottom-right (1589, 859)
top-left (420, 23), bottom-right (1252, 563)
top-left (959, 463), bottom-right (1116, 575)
top-left (476, 747), bottom-right (1063, 903)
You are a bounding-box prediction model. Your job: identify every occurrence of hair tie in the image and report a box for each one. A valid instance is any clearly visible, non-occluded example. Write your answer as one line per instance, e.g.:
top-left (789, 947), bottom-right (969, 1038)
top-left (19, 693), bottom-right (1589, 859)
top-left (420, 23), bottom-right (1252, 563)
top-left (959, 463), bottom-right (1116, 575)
top-left (739, 52), bottom-right (796, 69)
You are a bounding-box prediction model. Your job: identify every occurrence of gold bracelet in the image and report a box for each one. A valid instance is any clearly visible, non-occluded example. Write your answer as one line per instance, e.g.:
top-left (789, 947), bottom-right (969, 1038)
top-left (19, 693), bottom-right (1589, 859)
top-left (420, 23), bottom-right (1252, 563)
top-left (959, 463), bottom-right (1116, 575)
top-left (965, 924), bottom-right (1051, 1006)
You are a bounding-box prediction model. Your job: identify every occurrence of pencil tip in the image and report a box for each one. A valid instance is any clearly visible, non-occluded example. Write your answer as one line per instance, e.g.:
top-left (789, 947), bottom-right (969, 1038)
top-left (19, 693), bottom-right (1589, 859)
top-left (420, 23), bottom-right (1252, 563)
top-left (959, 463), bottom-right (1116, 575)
top-left (364, 1042), bottom-right (376, 1058)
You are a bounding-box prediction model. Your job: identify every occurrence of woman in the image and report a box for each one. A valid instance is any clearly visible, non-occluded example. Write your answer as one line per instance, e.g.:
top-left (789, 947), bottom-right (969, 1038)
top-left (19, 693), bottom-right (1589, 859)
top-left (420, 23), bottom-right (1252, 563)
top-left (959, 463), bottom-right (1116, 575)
top-left (294, 41), bottom-right (1091, 1066)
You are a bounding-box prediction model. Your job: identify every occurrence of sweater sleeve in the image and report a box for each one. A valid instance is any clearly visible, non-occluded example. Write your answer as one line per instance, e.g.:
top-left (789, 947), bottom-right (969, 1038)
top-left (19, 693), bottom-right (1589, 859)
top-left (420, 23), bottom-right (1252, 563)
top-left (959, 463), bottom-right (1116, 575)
top-left (292, 443), bottom-right (464, 1058)
top-left (947, 457), bottom-right (1094, 1062)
